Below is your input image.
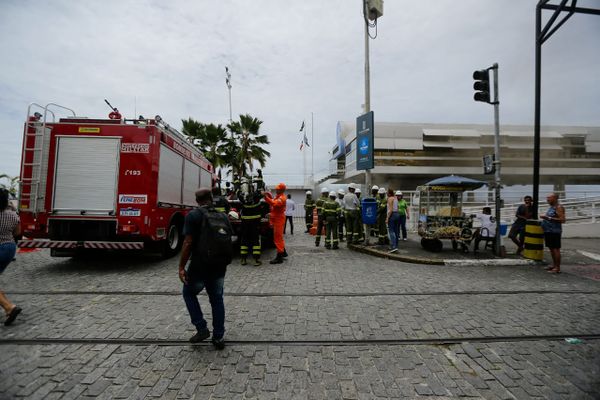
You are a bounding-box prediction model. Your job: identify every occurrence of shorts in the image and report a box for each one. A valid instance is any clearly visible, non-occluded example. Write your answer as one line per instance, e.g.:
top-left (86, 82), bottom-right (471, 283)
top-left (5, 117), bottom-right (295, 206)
top-left (544, 232), bottom-right (561, 249)
top-left (0, 242), bottom-right (17, 273)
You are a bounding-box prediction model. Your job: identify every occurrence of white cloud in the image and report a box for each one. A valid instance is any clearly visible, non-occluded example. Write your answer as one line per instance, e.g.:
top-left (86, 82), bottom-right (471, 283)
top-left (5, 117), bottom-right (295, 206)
top-left (1, 0), bottom-right (599, 185)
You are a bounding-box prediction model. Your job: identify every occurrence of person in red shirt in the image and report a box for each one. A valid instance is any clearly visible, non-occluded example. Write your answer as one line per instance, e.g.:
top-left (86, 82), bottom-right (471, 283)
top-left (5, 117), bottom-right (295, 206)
top-left (263, 183), bottom-right (287, 264)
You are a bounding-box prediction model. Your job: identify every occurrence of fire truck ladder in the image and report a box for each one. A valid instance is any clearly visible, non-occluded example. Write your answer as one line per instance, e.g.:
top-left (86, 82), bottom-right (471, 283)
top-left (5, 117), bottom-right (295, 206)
top-left (19, 103), bottom-right (76, 213)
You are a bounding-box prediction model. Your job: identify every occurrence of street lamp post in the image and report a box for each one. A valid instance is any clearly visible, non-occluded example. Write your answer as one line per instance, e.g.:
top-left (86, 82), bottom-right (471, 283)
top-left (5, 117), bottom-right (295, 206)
top-left (225, 66), bottom-right (233, 123)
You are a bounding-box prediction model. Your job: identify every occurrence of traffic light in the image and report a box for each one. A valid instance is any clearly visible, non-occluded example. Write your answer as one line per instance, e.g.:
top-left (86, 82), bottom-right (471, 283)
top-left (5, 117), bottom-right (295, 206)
top-left (473, 69), bottom-right (490, 103)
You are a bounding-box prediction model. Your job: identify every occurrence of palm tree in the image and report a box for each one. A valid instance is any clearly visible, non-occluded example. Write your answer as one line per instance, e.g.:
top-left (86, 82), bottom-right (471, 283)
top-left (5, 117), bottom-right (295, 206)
top-left (0, 174), bottom-right (19, 197)
top-left (181, 119), bottom-right (230, 170)
top-left (227, 114), bottom-right (271, 176)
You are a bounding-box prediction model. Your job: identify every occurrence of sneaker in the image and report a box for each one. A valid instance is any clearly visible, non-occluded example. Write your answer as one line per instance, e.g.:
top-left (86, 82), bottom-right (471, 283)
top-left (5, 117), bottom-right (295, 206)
top-left (212, 337), bottom-right (225, 350)
top-left (388, 248), bottom-right (398, 253)
top-left (402, 238), bottom-right (407, 241)
top-left (189, 328), bottom-right (210, 343)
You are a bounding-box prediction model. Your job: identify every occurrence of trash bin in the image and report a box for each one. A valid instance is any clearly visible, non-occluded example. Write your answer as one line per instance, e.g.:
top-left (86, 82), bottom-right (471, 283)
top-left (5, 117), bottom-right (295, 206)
top-left (499, 223), bottom-right (508, 236)
top-left (361, 198), bottom-right (377, 225)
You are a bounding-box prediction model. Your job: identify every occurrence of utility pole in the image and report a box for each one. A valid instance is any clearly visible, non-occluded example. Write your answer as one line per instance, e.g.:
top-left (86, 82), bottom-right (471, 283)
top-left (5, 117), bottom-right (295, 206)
top-left (473, 63), bottom-right (502, 256)
top-left (491, 64), bottom-right (502, 256)
top-left (363, 0), bottom-right (372, 192)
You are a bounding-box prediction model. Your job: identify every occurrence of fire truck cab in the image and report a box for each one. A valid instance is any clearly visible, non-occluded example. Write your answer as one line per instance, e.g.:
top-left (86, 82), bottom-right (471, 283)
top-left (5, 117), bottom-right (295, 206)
top-left (18, 102), bottom-right (215, 257)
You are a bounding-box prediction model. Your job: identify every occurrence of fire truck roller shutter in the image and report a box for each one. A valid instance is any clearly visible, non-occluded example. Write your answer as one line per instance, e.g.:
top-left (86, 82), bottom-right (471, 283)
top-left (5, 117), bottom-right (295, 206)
top-left (183, 159), bottom-right (200, 206)
top-left (158, 145), bottom-right (184, 205)
top-left (52, 136), bottom-right (120, 215)
top-left (199, 167), bottom-right (212, 190)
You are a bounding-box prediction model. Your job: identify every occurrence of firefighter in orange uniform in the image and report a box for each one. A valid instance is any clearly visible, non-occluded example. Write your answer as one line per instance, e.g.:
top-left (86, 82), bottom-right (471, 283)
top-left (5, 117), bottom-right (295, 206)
top-left (263, 183), bottom-right (287, 264)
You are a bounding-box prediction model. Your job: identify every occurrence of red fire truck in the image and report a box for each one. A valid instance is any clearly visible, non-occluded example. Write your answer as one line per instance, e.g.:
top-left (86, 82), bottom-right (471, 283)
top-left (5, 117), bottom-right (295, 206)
top-left (17, 102), bottom-right (215, 257)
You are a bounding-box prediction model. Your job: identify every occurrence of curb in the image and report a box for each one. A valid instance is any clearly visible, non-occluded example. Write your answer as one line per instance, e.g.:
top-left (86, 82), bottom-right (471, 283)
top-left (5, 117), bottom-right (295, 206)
top-left (349, 244), bottom-right (445, 265)
top-left (350, 244), bottom-right (544, 267)
top-left (444, 259), bottom-right (541, 267)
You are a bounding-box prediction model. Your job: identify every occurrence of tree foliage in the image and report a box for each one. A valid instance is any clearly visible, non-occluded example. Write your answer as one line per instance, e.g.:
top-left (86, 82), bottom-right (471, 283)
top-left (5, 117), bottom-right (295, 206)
top-left (181, 114), bottom-right (270, 179)
top-left (0, 174), bottom-right (18, 196)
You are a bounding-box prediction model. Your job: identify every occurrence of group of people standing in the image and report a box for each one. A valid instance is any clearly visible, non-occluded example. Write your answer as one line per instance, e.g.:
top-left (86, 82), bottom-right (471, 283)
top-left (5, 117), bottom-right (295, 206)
top-left (507, 193), bottom-right (565, 273)
top-left (303, 183), bottom-right (410, 252)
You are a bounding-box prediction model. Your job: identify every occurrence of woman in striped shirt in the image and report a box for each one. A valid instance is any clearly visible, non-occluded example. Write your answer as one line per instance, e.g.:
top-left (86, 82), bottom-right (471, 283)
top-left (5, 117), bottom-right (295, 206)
top-left (0, 188), bottom-right (22, 325)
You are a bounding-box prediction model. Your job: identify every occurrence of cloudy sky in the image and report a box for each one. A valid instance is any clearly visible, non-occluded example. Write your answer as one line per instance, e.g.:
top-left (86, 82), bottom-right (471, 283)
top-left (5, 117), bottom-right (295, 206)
top-left (1, 0), bottom-right (599, 185)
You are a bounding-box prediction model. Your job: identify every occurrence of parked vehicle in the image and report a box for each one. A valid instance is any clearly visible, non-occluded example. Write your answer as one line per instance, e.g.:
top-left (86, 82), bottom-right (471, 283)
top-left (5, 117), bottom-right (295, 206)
top-left (17, 102), bottom-right (215, 257)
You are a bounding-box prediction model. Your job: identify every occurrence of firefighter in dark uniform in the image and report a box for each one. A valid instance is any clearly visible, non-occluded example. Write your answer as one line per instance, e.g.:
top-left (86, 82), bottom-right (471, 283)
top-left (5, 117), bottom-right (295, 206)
top-left (254, 169), bottom-right (265, 192)
top-left (303, 191), bottom-right (315, 233)
top-left (314, 187), bottom-right (328, 247)
top-left (323, 191), bottom-right (341, 249)
top-left (239, 191), bottom-right (263, 266)
top-left (376, 187), bottom-right (388, 245)
top-left (369, 185), bottom-right (380, 239)
top-left (212, 187), bottom-right (231, 214)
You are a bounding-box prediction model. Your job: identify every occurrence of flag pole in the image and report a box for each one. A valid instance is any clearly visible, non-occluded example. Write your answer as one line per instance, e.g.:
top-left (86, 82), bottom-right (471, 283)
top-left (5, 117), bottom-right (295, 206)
top-left (301, 120), bottom-right (306, 187)
top-left (311, 112), bottom-right (314, 187)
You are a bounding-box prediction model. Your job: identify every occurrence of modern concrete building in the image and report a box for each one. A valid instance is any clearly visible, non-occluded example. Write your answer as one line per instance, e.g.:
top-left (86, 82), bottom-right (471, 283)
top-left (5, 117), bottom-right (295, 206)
top-left (321, 121), bottom-right (600, 192)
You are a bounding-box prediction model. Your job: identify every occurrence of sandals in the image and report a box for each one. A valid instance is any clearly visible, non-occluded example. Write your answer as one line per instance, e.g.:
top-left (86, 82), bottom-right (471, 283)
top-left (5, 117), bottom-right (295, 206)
top-left (547, 267), bottom-right (561, 274)
top-left (4, 306), bottom-right (22, 326)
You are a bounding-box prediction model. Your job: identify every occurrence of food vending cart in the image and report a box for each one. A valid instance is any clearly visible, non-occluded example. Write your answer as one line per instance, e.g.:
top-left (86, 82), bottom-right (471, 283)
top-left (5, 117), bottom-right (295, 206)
top-left (414, 175), bottom-right (486, 252)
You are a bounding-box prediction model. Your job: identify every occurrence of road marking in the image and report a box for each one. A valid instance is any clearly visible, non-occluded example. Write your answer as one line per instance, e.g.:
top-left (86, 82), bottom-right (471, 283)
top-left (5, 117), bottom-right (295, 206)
top-left (577, 250), bottom-right (600, 262)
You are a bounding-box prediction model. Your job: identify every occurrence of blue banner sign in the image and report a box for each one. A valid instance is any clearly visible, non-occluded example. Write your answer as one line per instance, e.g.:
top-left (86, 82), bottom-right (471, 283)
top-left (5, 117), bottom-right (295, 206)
top-left (356, 111), bottom-right (374, 170)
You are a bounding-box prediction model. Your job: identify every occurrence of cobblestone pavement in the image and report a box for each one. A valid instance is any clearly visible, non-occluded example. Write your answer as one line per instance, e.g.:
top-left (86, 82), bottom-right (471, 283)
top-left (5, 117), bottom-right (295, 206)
top-left (1, 233), bottom-right (599, 399)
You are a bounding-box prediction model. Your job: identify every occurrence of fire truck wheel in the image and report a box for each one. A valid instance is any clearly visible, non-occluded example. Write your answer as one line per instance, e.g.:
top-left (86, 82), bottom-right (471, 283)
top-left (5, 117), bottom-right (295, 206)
top-left (162, 220), bottom-right (183, 258)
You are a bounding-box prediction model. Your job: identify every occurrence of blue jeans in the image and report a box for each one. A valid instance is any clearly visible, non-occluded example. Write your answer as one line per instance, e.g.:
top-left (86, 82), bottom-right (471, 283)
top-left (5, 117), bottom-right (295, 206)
top-left (388, 212), bottom-right (400, 249)
top-left (399, 214), bottom-right (407, 239)
top-left (182, 276), bottom-right (225, 339)
top-left (0, 242), bottom-right (16, 273)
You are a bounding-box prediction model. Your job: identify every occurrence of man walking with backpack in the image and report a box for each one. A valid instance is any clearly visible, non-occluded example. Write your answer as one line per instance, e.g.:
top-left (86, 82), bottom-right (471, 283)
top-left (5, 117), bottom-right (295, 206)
top-left (179, 188), bottom-right (233, 350)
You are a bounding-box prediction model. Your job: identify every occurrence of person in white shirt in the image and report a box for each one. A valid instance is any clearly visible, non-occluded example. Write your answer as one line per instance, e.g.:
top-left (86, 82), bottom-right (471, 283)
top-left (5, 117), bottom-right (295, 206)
top-left (472, 207), bottom-right (496, 252)
top-left (284, 194), bottom-right (296, 235)
top-left (342, 184), bottom-right (361, 244)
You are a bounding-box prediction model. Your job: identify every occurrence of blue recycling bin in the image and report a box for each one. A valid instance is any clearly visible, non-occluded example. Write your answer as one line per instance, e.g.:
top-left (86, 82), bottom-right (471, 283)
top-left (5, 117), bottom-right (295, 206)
top-left (361, 198), bottom-right (378, 225)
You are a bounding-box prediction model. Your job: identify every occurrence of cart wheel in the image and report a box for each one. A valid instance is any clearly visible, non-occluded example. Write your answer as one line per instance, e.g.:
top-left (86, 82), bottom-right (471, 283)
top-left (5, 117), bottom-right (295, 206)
top-left (432, 239), bottom-right (443, 252)
top-left (452, 240), bottom-right (458, 251)
top-left (420, 238), bottom-right (429, 250)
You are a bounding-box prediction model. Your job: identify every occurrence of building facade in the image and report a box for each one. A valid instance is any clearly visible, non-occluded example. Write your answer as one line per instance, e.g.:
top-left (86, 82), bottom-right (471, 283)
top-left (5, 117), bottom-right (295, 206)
top-left (322, 121), bottom-right (600, 192)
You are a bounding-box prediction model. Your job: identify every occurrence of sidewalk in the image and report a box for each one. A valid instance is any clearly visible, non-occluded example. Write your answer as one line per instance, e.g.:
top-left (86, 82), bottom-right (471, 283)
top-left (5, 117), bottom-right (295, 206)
top-left (349, 235), bottom-right (600, 280)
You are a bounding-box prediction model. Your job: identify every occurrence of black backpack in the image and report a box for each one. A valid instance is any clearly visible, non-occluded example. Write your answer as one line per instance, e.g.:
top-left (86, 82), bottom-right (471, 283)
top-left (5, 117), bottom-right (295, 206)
top-left (195, 206), bottom-right (233, 266)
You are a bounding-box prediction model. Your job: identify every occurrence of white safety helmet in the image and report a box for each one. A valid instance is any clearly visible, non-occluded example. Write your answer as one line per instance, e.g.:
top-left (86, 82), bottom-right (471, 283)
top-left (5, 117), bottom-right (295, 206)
top-left (306, 190), bottom-right (312, 196)
top-left (348, 182), bottom-right (356, 189)
top-left (228, 210), bottom-right (240, 220)
top-left (378, 187), bottom-right (386, 194)
top-left (329, 191), bottom-right (336, 197)
top-left (337, 189), bottom-right (345, 195)
top-left (355, 188), bottom-right (361, 194)
top-left (321, 187), bottom-right (329, 194)
top-left (371, 185), bottom-right (379, 191)
top-left (395, 190), bottom-right (403, 196)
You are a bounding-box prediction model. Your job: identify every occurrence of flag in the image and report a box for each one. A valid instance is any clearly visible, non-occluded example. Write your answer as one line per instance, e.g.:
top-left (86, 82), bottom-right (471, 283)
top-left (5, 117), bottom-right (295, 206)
top-left (300, 133), bottom-right (310, 151)
top-left (299, 121), bottom-right (305, 132)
